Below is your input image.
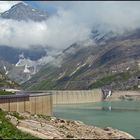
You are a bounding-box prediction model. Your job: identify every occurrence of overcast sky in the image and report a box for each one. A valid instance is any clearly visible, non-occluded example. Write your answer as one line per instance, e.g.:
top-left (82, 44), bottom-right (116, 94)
top-left (0, 1), bottom-right (140, 50)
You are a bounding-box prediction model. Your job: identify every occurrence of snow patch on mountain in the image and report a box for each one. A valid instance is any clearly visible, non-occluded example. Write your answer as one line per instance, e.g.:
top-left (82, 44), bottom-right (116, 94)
top-left (70, 63), bottom-right (86, 77)
top-left (0, 1), bottom-right (21, 13)
top-left (3, 65), bottom-right (9, 75)
top-left (13, 51), bottom-right (65, 83)
top-left (57, 72), bottom-right (66, 80)
top-left (23, 65), bottom-right (31, 73)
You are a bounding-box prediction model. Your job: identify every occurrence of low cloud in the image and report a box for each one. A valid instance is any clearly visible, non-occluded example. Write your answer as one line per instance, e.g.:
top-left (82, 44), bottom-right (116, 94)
top-left (0, 11), bottom-right (91, 50)
top-left (0, 18), bottom-right (48, 49)
top-left (1, 1), bottom-right (140, 51)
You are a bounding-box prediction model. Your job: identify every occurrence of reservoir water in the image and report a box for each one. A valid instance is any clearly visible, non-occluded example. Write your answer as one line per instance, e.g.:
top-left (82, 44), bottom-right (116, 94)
top-left (54, 101), bottom-right (140, 138)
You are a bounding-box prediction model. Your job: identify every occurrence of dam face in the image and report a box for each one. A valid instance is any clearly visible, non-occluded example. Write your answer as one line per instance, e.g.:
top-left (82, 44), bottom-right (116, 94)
top-left (0, 89), bottom-right (102, 115)
top-left (0, 92), bottom-right (52, 116)
top-left (51, 89), bottom-right (102, 105)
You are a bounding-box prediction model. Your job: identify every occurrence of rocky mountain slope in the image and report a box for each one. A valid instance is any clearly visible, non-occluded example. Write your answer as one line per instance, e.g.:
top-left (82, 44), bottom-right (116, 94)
top-left (0, 62), bottom-right (19, 89)
top-left (23, 29), bottom-right (140, 90)
top-left (0, 73), bottom-right (19, 89)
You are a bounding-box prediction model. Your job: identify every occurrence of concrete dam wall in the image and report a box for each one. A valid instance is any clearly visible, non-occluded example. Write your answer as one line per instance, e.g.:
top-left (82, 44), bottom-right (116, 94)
top-left (0, 92), bottom-right (52, 116)
top-left (51, 89), bottom-right (102, 104)
top-left (0, 89), bottom-right (102, 115)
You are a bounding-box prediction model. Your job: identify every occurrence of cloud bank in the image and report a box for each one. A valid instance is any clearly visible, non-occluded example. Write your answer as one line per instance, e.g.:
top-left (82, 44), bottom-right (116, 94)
top-left (1, 1), bottom-right (140, 50)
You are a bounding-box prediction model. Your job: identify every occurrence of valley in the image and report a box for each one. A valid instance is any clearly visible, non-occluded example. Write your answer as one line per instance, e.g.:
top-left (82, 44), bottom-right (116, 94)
top-left (0, 1), bottom-right (140, 139)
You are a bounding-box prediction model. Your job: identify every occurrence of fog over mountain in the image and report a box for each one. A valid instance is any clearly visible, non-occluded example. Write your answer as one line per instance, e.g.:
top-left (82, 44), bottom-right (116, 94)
top-left (1, 1), bottom-right (140, 51)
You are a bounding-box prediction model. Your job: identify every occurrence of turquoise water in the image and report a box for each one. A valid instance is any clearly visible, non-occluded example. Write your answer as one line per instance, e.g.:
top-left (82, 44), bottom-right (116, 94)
top-left (53, 101), bottom-right (140, 138)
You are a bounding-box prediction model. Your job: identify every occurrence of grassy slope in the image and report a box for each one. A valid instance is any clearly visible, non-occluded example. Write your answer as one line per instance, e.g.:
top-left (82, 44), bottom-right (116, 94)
top-left (89, 72), bottom-right (130, 88)
top-left (0, 90), bottom-right (15, 95)
top-left (27, 69), bottom-right (140, 90)
top-left (89, 70), bottom-right (140, 90)
top-left (0, 110), bottom-right (37, 139)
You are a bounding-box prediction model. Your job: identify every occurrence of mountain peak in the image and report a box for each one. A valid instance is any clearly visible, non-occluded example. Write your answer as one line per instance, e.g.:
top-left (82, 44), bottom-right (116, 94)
top-left (11, 2), bottom-right (28, 9)
top-left (1, 2), bottom-right (48, 21)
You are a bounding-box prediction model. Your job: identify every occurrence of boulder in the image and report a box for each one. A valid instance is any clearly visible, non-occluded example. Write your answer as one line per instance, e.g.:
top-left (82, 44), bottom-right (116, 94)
top-left (6, 114), bottom-right (19, 126)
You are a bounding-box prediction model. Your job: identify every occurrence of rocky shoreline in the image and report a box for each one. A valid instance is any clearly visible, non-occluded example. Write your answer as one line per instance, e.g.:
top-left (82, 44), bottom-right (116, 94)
top-left (6, 112), bottom-right (135, 139)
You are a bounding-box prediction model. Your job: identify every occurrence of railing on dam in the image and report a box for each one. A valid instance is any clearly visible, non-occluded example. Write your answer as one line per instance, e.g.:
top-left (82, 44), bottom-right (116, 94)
top-left (0, 92), bottom-right (52, 116)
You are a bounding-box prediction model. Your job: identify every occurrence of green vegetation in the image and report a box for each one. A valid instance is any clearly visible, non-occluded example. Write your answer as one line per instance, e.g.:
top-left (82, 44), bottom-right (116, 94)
top-left (0, 81), bottom-right (14, 88)
top-left (26, 65), bottom-right (89, 90)
top-left (89, 71), bottom-right (132, 89)
top-left (126, 85), bottom-right (140, 91)
top-left (0, 79), bottom-right (19, 89)
top-left (9, 112), bottom-right (25, 120)
top-left (22, 65), bottom-right (56, 89)
top-left (0, 110), bottom-right (38, 139)
top-left (28, 70), bottom-right (135, 90)
top-left (28, 79), bottom-right (56, 90)
top-left (37, 114), bottom-right (51, 121)
top-left (0, 71), bottom-right (20, 89)
top-left (0, 90), bottom-right (15, 95)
